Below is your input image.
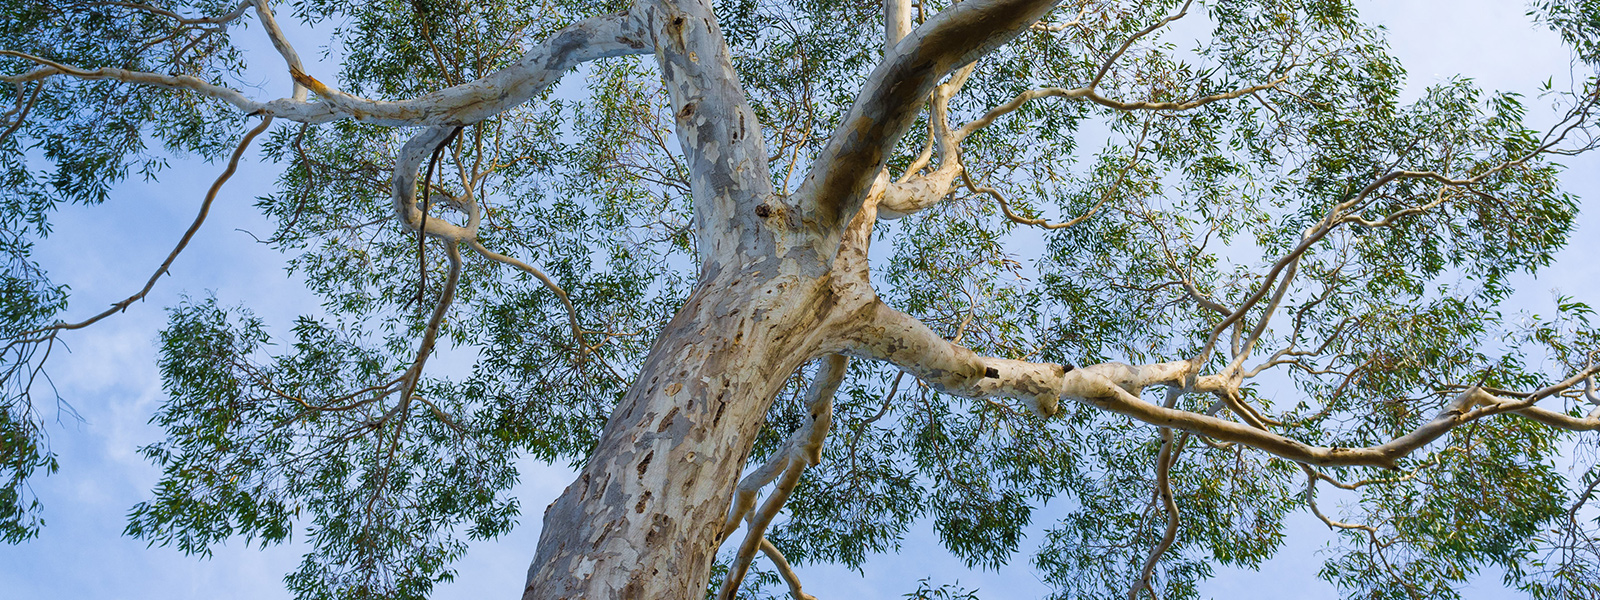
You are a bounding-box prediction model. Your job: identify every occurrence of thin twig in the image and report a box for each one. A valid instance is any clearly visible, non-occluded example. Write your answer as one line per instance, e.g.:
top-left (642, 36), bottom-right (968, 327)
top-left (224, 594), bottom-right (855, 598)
top-left (15, 115), bottom-right (273, 339)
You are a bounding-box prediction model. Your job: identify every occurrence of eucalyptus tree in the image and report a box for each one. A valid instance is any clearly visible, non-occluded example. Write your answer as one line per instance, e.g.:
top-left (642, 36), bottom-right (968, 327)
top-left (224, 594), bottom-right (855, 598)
top-left (4, 0), bottom-right (1600, 598)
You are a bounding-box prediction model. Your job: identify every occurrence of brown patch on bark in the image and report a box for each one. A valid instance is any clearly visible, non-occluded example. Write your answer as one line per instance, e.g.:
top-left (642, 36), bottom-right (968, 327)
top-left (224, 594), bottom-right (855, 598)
top-left (656, 407), bottom-right (680, 432)
top-left (621, 576), bottom-right (645, 600)
top-left (635, 491), bottom-right (653, 513)
top-left (645, 513), bottom-right (672, 546)
top-left (664, 13), bottom-right (688, 52)
top-left (592, 519), bottom-right (616, 550)
top-left (637, 451), bottom-right (654, 477)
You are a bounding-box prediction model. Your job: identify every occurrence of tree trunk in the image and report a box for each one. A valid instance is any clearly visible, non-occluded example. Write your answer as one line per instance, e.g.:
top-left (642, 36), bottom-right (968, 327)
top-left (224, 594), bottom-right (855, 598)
top-left (519, 0), bottom-right (1064, 593)
top-left (522, 266), bottom-right (837, 599)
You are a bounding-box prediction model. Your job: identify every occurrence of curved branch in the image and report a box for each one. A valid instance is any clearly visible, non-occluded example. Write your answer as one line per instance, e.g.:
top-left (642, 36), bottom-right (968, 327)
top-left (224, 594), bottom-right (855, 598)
top-left (1301, 464), bottom-right (1381, 535)
top-left (1031, 6), bottom-right (1087, 32)
top-left (287, 9), bottom-right (648, 125)
top-left (719, 355), bottom-right (846, 598)
top-left (840, 301), bottom-right (1600, 468)
top-left (720, 356), bottom-right (847, 539)
top-left (958, 114), bottom-right (1148, 231)
top-left (392, 127), bottom-right (478, 242)
top-left (720, 461), bottom-right (804, 600)
top-left (876, 63), bottom-right (975, 220)
top-left (1194, 162), bottom-right (1563, 368)
top-left (795, 0), bottom-right (1064, 229)
top-left (1129, 428), bottom-right (1186, 600)
top-left (1091, 0), bottom-right (1193, 89)
top-left (964, 171), bottom-right (1099, 230)
top-left (760, 538), bottom-right (818, 600)
top-left (0, 49), bottom-right (332, 119)
top-left (13, 115), bottom-right (273, 340)
top-left (398, 240), bottom-right (464, 404)
top-left (252, 0), bottom-right (307, 100)
top-left (464, 239), bottom-right (586, 355)
top-left (877, 166), bottom-right (961, 219)
top-left (0, 80), bottom-right (43, 147)
top-left (2, 9), bottom-right (650, 126)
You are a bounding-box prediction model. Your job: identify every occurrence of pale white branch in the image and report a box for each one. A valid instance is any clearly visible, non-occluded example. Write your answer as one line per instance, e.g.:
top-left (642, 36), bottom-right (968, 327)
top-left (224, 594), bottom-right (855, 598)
top-left (252, 0), bottom-right (307, 100)
top-left (1130, 428), bottom-right (1185, 600)
top-left (796, 0), bottom-right (1064, 229)
top-left (842, 301), bottom-right (1600, 468)
top-left (719, 355), bottom-right (846, 598)
top-left (760, 538), bottom-right (817, 600)
top-left (1031, 6), bottom-right (1087, 32)
top-left (393, 126), bottom-right (479, 242)
top-left (289, 9), bottom-right (648, 125)
top-left (885, 0), bottom-right (912, 52)
top-left (1301, 464), bottom-right (1381, 535)
top-left (2, 10), bottom-right (650, 126)
top-left (877, 63), bottom-right (975, 220)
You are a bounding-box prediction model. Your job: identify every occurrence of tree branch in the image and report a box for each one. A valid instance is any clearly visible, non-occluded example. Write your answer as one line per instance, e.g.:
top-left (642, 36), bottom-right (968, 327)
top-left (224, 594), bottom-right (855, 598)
top-left (962, 118), bottom-right (1150, 230)
top-left (252, 0), bottom-right (307, 100)
top-left (12, 115), bottom-right (273, 341)
top-left (719, 354), bottom-right (846, 599)
top-left (2, 9), bottom-right (650, 126)
top-left (393, 126), bottom-right (479, 242)
top-left (639, 0), bottom-right (777, 266)
top-left (794, 0), bottom-right (1063, 231)
top-left (876, 62), bottom-right (975, 219)
top-left (1130, 426), bottom-right (1187, 600)
top-left (463, 240), bottom-right (585, 355)
top-left (399, 240), bottom-right (464, 405)
top-left (884, 0), bottom-right (912, 52)
top-left (760, 537), bottom-right (818, 600)
top-left (841, 301), bottom-right (1600, 468)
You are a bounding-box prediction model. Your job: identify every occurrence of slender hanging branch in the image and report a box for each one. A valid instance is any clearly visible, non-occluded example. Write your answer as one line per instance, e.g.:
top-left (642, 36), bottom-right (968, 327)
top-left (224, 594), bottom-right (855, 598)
top-left (414, 126), bottom-right (464, 308)
top-left (10, 115), bottom-right (274, 342)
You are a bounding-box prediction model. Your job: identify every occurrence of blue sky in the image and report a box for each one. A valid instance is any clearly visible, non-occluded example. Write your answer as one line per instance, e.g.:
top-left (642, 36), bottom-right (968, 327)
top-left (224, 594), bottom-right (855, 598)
top-left (2, 1), bottom-right (1598, 598)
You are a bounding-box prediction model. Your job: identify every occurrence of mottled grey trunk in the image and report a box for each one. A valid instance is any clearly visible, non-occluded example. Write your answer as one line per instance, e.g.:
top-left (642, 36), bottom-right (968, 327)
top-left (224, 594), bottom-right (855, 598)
top-left (519, 0), bottom-right (1066, 595)
top-left (512, 0), bottom-right (842, 592)
top-left (522, 268), bottom-right (835, 599)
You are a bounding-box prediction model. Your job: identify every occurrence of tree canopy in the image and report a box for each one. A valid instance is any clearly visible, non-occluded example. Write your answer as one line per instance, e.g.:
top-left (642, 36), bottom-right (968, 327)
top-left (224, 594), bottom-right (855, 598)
top-left (4, 0), bottom-right (1600, 598)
